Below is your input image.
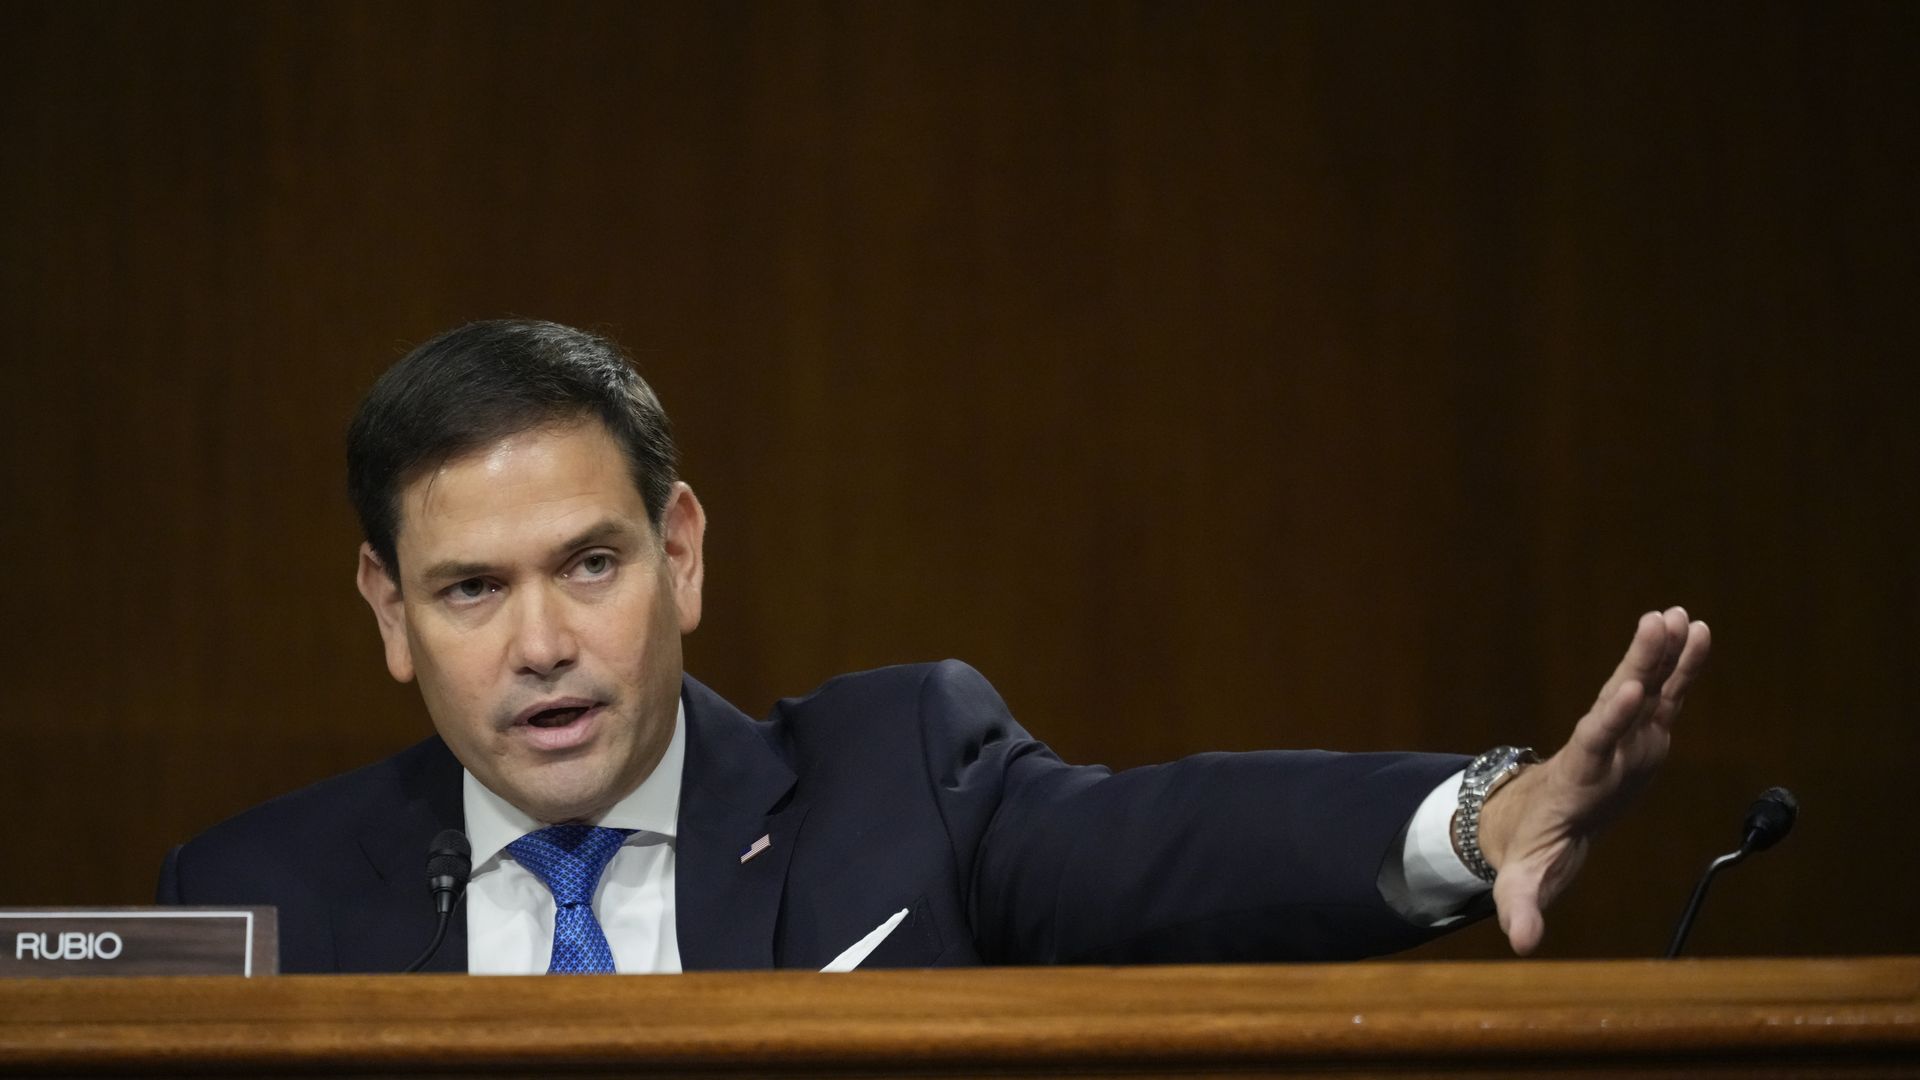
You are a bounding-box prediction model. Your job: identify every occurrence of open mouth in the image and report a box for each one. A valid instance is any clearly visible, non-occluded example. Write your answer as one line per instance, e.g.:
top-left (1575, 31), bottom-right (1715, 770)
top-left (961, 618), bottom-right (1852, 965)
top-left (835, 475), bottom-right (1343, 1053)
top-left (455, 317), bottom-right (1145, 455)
top-left (525, 706), bottom-right (591, 728)
top-left (512, 701), bottom-right (602, 750)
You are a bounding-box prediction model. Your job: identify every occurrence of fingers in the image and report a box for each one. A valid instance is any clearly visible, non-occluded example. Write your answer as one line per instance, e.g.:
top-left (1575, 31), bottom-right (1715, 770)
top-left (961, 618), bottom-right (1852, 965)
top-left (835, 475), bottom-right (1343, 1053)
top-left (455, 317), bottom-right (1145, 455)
top-left (1595, 611), bottom-right (1673, 709)
top-left (1596, 606), bottom-right (1703, 711)
top-left (1577, 611), bottom-right (1668, 754)
top-left (1655, 607), bottom-right (1689, 682)
top-left (1571, 607), bottom-right (1701, 771)
top-left (1655, 620), bottom-right (1712, 728)
top-left (1568, 678), bottom-right (1643, 776)
top-left (1647, 606), bottom-right (1693, 690)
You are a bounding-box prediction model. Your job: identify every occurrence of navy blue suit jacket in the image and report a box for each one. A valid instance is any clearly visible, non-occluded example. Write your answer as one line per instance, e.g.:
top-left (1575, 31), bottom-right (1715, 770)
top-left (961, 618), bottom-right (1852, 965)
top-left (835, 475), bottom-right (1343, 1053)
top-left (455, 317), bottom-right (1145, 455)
top-left (158, 661), bottom-right (1471, 973)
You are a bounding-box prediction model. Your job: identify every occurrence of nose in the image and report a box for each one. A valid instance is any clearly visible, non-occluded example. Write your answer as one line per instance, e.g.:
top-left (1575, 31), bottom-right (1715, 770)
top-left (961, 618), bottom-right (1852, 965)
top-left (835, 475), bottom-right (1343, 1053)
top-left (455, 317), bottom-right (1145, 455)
top-left (507, 582), bottom-right (577, 679)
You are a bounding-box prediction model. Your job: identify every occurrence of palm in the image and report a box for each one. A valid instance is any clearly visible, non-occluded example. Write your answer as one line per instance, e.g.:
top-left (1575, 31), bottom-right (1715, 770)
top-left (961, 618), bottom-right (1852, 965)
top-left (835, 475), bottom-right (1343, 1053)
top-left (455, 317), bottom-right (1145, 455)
top-left (1488, 607), bottom-right (1711, 955)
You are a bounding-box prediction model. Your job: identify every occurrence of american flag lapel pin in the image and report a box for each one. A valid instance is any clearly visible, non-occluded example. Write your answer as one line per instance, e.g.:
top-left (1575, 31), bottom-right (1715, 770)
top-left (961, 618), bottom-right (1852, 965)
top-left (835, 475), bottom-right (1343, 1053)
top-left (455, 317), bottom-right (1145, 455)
top-left (739, 834), bottom-right (772, 864)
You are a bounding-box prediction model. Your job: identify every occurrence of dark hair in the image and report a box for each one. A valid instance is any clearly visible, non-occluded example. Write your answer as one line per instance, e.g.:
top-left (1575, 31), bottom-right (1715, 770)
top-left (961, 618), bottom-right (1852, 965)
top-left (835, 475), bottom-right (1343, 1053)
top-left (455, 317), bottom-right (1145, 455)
top-left (347, 319), bottom-right (677, 580)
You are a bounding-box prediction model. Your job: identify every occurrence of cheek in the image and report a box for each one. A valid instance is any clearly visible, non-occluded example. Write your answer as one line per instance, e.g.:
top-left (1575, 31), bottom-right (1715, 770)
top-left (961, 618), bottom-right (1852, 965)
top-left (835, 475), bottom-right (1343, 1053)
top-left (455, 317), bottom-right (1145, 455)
top-left (408, 626), bottom-right (498, 718)
top-left (588, 587), bottom-right (680, 683)
top-left (637, 592), bottom-right (686, 688)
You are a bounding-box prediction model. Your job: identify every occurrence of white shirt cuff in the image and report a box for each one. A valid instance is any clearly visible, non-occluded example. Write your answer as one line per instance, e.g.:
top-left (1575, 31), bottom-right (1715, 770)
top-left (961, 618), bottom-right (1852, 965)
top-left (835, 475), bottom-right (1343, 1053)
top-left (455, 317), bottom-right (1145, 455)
top-left (1377, 769), bottom-right (1489, 926)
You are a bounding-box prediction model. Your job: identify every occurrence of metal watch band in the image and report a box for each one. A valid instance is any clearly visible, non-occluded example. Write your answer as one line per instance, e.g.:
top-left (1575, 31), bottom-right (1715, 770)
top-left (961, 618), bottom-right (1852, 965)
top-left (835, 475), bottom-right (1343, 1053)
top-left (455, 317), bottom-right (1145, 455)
top-left (1452, 745), bottom-right (1540, 883)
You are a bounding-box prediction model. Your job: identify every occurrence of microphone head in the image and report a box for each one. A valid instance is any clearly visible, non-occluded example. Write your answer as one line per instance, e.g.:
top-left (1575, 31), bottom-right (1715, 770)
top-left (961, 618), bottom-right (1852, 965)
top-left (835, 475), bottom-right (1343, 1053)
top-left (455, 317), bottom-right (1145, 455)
top-left (426, 829), bottom-right (472, 884)
top-left (1741, 787), bottom-right (1798, 853)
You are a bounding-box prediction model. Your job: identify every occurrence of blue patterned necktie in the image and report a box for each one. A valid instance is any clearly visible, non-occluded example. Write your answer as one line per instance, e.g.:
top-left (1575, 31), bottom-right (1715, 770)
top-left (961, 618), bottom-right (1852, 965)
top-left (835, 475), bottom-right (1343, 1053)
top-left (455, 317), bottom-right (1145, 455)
top-left (506, 824), bottom-right (636, 974)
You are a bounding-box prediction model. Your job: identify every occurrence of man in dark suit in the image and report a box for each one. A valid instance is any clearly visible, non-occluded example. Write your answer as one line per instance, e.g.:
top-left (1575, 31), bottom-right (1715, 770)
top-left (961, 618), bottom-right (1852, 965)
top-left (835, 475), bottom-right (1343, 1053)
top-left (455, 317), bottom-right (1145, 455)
top-left (159, 320), bottom-right (1711, 974)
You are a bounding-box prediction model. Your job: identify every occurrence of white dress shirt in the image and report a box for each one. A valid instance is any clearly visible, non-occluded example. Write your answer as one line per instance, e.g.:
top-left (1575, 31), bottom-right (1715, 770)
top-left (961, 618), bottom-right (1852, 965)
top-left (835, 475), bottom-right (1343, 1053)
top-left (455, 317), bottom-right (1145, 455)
top-left (1381, 769), bottom-right (1488, 925)
top-left (463, 699), bottom-right (686, 975)
top-left (462, 694), bottom-right (1485, 973)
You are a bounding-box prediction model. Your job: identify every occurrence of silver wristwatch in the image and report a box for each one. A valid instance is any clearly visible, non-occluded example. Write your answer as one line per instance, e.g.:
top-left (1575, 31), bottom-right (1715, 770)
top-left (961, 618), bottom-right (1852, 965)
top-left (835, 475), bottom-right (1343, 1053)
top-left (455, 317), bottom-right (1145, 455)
top-left (1452, 745), bottom-right (1540, 882)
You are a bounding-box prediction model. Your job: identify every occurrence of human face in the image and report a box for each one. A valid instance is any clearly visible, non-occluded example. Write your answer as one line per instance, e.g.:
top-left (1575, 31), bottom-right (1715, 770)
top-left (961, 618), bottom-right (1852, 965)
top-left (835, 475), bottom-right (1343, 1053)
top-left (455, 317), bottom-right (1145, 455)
top-left (355, 420), bottom-right (705, 823)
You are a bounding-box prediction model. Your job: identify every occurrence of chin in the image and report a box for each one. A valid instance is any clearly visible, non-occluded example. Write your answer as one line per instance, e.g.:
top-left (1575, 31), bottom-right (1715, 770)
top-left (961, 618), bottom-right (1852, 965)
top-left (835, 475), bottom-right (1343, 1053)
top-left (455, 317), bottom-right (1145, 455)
top-left (518, 783), bottom-right (617, 824)
top-left (514, 794), bottom-right (592, 824)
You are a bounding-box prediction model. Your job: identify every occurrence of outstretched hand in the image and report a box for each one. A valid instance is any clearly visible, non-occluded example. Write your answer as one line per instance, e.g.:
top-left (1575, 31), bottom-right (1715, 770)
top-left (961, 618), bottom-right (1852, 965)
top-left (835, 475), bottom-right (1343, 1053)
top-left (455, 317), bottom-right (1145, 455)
top-left (1476, 607), bottom-right (1711, 955)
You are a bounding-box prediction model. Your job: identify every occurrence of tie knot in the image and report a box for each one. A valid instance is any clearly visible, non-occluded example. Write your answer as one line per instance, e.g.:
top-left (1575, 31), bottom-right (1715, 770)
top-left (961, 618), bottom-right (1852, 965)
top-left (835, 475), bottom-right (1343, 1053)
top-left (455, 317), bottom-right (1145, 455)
top-left (505, 825), bottom-right (635, 907)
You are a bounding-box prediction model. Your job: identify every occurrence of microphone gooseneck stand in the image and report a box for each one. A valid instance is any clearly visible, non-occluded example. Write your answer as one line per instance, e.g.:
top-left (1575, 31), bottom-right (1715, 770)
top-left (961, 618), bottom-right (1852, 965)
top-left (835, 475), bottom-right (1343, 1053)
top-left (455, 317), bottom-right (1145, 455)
top-left (1664, 787), bottom-right (1798, 959)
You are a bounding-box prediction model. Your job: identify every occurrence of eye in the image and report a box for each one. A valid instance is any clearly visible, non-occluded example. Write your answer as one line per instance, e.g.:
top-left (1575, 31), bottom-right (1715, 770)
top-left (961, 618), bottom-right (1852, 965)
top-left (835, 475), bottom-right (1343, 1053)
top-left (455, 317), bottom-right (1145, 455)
top-left (569, 552), bottom-right (616, 581)
top-left (445, 578), bottom-right (498, 605)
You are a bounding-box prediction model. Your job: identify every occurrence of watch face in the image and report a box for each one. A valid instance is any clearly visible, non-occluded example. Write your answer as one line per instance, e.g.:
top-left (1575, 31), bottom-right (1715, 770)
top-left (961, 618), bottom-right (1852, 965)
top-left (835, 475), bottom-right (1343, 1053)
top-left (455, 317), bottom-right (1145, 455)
top-left (1469, 749), bottom-right (1506, 781)
top-left (1477, 747), bottom-right (1541, 801)
top-left (1468, 747), bottom-right (1529, 791)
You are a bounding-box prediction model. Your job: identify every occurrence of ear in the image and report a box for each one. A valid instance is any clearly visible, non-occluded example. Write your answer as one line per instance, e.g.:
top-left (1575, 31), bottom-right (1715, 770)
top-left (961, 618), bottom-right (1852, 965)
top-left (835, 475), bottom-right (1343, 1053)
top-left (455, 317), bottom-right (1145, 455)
top-left (355, 543), bottom-right (415, 683)
top-left (658, 482), bottom-right (707, 634)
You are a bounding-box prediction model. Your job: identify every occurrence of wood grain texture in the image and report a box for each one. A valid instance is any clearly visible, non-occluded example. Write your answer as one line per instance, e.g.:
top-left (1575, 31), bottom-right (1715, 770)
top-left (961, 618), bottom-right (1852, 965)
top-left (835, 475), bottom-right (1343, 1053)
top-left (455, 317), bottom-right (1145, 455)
top-left (0, 3), bottom-right (1914, 960)
top-left (1, 958), bottom-right (1916, 1077)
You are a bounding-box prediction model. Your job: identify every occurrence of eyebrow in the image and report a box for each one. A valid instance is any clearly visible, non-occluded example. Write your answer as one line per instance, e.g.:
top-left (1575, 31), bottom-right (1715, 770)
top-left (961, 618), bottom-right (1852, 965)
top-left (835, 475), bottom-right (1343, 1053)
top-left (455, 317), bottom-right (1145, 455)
top-left (416, 519), bottom-right (642, 587)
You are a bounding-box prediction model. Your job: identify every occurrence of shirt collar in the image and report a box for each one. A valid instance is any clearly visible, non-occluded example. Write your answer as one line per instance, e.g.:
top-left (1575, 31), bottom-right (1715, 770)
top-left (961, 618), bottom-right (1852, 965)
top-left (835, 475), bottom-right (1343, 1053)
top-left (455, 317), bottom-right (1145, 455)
top-left (463, 694), bottom-right (686, 871)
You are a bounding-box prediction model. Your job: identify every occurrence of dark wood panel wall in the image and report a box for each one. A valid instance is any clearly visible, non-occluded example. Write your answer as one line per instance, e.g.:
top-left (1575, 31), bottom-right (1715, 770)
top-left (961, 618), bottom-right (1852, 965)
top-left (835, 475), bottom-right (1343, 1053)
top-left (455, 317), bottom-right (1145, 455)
top-left (2, 2), bottom-right (1913, 959)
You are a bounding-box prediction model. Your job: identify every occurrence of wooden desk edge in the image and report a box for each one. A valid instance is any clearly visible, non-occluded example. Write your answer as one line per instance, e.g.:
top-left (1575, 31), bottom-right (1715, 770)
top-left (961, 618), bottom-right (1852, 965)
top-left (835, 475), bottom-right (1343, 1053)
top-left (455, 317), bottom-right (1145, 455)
top-left (3, 956), bottom-right (1916, 1075)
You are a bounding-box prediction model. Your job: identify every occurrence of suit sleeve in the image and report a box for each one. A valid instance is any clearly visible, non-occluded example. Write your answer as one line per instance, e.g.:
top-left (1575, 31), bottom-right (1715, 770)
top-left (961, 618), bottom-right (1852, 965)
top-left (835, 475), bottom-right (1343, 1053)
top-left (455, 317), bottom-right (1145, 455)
top-left (913, 661), bottom-right (1473, 964)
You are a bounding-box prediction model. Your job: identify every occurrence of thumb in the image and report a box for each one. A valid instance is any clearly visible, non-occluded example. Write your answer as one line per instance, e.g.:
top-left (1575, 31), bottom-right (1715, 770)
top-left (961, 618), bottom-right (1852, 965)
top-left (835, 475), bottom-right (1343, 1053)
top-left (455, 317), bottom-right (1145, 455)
top-left (1496, 874), bottom-right (1546, 956)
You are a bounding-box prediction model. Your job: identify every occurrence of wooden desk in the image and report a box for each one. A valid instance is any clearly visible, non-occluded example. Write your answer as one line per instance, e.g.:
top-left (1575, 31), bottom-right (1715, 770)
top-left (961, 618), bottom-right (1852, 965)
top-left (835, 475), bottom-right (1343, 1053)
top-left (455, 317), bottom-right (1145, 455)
top-left (3, 957), bottom-right (1916, 1077)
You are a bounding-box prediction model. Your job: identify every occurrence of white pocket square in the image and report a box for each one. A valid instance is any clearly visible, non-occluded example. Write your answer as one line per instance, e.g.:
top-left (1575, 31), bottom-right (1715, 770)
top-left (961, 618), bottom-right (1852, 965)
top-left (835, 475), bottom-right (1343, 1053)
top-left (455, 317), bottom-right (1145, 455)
top-left (819, 908), bottom-right (909, 972)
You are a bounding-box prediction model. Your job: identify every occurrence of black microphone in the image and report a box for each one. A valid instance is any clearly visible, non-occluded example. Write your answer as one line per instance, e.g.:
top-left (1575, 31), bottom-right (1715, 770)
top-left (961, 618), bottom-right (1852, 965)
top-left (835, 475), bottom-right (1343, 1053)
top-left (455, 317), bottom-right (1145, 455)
top-left (1665, 787), bottom-right (1797, 958)
top-left (1740, 786), bottom-right (1798, 853)
top-left (404, 829), bottom-right (470, 973)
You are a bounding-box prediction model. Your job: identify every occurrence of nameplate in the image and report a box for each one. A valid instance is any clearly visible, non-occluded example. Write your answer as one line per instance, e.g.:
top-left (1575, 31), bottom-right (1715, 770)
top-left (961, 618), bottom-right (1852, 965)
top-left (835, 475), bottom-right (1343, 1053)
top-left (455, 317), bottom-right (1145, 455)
top-left (0, 907), bottom-right (277, 977)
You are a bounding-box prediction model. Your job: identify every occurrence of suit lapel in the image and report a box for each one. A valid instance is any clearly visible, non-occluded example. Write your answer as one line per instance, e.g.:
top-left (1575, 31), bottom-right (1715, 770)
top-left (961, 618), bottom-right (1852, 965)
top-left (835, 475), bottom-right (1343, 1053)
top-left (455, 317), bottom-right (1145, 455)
top-left (674, 675), bottom-right (805, 970)
top-left (346, 737), bottom-right (469, 973)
